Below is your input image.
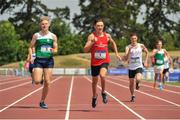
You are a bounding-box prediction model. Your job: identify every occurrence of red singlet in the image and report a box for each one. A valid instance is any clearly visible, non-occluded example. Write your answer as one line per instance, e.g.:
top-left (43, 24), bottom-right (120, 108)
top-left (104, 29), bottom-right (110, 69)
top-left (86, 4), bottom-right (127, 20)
top-left (91, 32), bottom-right (110, 66)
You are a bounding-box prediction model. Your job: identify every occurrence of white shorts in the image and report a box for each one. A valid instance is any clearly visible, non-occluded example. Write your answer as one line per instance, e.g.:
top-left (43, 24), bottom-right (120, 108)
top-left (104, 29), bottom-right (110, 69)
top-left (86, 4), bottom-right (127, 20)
top-left (154, 65), bottom-right (164, 73)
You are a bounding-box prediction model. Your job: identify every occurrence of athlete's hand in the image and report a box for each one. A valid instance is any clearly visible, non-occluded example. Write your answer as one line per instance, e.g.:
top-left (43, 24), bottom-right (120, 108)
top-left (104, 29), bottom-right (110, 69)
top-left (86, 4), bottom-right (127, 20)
top-left (30, 57), bottom-right (34, 64)
top-left (144, 61), bottom-right (149, 68)
top-left (24, 61), bottom-right (29, 69)
top-left (116, 54), bottom-right (122, 61)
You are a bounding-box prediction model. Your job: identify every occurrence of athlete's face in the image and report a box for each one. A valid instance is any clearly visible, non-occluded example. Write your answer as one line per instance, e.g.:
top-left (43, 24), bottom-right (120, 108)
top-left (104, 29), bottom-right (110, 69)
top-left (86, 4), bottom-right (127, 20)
top-left (94, 21), bottom-right (104, 33)
top-left (156, 41), bottom-right (162, 49)
top-left (130, 35), bottom-right (138, 44)
top-left (40, 20), bottom-right (50, 32)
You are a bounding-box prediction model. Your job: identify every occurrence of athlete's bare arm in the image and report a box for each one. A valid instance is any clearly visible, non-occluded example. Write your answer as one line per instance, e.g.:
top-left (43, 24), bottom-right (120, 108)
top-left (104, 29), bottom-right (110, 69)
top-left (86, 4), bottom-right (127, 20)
top-left (51, 34), bottom-right (58, 53)
top-left (29, 34), bottom-right (37, 62)
top-left (164, 49), bottom-right (173, 68)
top-left (141, 44), bottom-right (149, 68)
top-left (107, 33), bottom-right (121, 60)
top-left (123, 46), bottom-right (131, 61)
top-left (151, 49), bottom-right (157, 57)
top-left (83, 33), bottom-right (96, 53)
top-left (26, 47), bottom-right (33, 62)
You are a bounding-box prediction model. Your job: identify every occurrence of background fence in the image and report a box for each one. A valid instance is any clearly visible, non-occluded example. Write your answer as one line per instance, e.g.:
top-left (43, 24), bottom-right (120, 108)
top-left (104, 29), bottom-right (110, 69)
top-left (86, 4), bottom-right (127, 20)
top-left (0, 68), bottom-right (179, 82)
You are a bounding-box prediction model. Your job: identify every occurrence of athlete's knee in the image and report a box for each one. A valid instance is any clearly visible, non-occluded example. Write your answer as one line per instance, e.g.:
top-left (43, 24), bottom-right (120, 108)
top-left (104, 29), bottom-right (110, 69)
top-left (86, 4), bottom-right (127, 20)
top-left (43, 80), bottom-right (50, 87)
top-left (100, 70), bottom-right (107, 78)
top-left (92, 77), bottom-right (98, 85)
top-left (100, 73), bottom-right (106, 78)
top-left (34, 79), bottom-right (42, 84)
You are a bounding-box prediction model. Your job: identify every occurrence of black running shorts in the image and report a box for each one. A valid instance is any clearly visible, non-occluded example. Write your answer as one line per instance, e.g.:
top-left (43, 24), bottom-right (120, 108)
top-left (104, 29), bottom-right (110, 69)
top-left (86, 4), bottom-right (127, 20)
top-left (91, 63), bottom-right (109, 77)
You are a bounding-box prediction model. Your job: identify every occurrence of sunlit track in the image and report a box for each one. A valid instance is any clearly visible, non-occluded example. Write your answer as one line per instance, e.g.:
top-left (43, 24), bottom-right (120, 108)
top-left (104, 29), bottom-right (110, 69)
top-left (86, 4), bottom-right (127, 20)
top-left (106, 77), bottom-right (180, 107)
top-left (0, 76), bottom-right (24, 82)
top-left (108, 76), bottom-right (180, 95)
top-left (84, 76), bottom-right (146, 120)
top-left (0, 76), bottom-right (63, 113)
top-left (0, 81), bottom-right (31, 92)
top-left (0, 75), bottom-right (180, 119)
top-left (0, 78), bottom-right (29, 85)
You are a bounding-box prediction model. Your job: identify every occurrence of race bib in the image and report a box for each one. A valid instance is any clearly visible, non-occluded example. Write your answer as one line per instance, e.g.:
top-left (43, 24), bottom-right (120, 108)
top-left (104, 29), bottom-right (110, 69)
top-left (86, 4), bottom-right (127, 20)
top-left (156, 59), bottom-right (163, 64)
top-left (41, 45), bottom-right (51, 53)
top-left (130, 57), bottom-right (140, 63)
top-left (94, 50), bottom-right (106, 59)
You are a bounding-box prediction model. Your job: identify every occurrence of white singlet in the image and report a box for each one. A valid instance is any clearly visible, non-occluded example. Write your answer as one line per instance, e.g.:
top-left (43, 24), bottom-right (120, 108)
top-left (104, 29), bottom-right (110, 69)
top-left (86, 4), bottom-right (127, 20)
top-left (127, 43), bottom-right (143, 70)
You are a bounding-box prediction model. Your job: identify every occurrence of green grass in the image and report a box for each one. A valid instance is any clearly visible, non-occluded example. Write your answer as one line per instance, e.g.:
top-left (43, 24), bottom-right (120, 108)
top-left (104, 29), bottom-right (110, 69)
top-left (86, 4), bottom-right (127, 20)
top-left (143, 79), bottom-right (180, 87)
top-left (164, 82), bottom-right (180, 87)
top-left (1, 51), bottom-right (180, 68)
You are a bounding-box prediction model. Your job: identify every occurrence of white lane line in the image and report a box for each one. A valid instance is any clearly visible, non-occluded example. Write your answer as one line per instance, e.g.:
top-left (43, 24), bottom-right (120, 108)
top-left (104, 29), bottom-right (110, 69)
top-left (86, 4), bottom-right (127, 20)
top-left (65, 76), bottom-right (74, 120)
top-left (109, 76), bottom-right (180, 95)
top-left (84, 76), bottom-right (146, 120)
top-left (0, 78), bottom-right (29, 85)
top-left (0, 76), bottom-right (63, 113)
top-left (0, 77), bottom-right (23, 82)
top-left (0, 81), bottom-right (31, 92)
top-left (106, 78), bottom-right (180, 107)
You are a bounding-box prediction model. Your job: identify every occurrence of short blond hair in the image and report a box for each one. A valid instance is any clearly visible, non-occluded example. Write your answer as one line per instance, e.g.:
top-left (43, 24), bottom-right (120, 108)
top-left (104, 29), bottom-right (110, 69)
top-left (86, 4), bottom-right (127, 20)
top-left (40, 16), bottom-right (50, 22)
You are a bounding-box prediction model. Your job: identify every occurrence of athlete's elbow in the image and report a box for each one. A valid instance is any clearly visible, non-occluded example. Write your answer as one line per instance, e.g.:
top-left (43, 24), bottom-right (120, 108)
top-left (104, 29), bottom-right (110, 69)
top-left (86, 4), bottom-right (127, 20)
top-left (83, 47), bottom-right (89, 53)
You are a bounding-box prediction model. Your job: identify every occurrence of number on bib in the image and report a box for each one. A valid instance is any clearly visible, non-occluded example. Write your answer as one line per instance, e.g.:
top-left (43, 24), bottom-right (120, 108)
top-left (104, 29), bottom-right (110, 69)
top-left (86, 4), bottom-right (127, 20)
top-left (41, 45), bottom-right (51, 53)
top-left (156, 59), bottom-right (163, 64)
top-left (130, 57), bottom-right (140, 63)
top-left (94, 50), bottom-right (106, 59)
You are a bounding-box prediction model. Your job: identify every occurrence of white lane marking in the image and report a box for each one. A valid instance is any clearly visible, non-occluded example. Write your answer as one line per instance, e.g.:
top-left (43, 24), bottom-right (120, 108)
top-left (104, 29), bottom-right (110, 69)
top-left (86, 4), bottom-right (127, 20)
top-left (84, 76), bottom-right (146, 120)
top-left (107, 78), bottom-right (180, 107)
top-left (0, 76), bottom-right (23, 82)
top-left (65, 76), bottom-right (74, 120)
top-left (0, 78), bottom-right (29, 85)
top-left (0, 81), bottom-right (31, 92)
top-left (0, 76), bottom-right (62, 113)
top-left (109, 76), bottom-right (180, 95)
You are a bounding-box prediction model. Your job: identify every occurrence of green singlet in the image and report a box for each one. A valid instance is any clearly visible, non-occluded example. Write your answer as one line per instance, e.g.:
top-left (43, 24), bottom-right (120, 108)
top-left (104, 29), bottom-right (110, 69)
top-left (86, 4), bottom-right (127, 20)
top-left (35, 32), bottom-right (54, 58)
top-left (155, 49), bottom-right (164, 66)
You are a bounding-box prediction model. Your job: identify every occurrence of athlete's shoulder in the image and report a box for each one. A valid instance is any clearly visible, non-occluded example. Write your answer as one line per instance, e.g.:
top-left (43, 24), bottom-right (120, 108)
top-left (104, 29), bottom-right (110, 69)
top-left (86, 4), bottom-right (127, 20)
top-left (48, 31), bottom-right (55, 37)
top-left (32, 32), bottom-right (40, 39)
top-left (126, 44), bottom-right (132, 48)
top-left (138, 43), bottom-right (145, 48)
top-left (152, 48), bottom-right (158, 52)
top-left (105, 32), bottom-right (110, 36)
top-left (34, 32), bottom-right (40, 36)
top-left (162, 48), bottom-right (167, 52)
top-left (88, 33), bottom-right (95, 39)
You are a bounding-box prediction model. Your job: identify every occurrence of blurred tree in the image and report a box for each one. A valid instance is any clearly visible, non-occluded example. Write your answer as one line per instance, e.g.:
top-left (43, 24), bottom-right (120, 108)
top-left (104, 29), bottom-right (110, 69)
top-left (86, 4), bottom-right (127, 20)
top-left (50, 17), bottom-right (83, 55)
top-left (0, 0), bottom-right (70, 41)
top-left (137, 0), bottom-right (180, 34)
top-left (73, 0), bottom-right (141, 38)
top-left (73, 0), bottom-right (180, 50)
top-left (0, 21), bottom-right (19, 65)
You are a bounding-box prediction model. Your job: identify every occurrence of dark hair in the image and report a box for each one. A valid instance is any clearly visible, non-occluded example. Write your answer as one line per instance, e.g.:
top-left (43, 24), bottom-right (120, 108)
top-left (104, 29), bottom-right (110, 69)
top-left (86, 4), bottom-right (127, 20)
top-left (156, 38), bottom-right (163, 45)
top-left (130, 33), bottom-right (137, 37)
top-left (156, 39), bottom-right (162, 45)
top-left (93, 18), bottom-right (104, 25)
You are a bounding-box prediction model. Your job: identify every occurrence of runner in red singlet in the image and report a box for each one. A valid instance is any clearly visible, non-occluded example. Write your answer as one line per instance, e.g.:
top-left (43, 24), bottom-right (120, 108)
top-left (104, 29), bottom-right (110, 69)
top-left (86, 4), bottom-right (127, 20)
top-left (84, 18), bottom-right (121, 108)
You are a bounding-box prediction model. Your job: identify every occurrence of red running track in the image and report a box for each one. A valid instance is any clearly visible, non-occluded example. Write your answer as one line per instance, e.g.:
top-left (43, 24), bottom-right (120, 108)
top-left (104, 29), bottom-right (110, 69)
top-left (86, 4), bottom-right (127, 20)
top-left (0, 75), bottom-right (180, 119)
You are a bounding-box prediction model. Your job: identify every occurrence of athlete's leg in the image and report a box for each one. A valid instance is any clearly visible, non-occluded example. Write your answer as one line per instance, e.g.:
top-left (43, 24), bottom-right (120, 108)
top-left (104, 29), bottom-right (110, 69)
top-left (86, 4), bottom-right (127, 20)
top-left (100, 67), bottom-right (108, 104)
top-left (92, 76), bottom-right (98, 98)
top-left (91, 76), bottom-right (98, 108)
top-left (33, 68), bottom-right (43, 84)
top-left (100, 67), bottom-right (108, 93)
top-left (135, 73), bottom-right (142, 90)
top-left (165, 71), bottom-right (169, 82)
top-left (154, 73), bottom-right (158, 88)
top-left (129, 78), bottom-right (135, 96)
top-left (159, 71), bottom-right (164, 89)
top-left (40, 68), bottom-right (52, 102)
